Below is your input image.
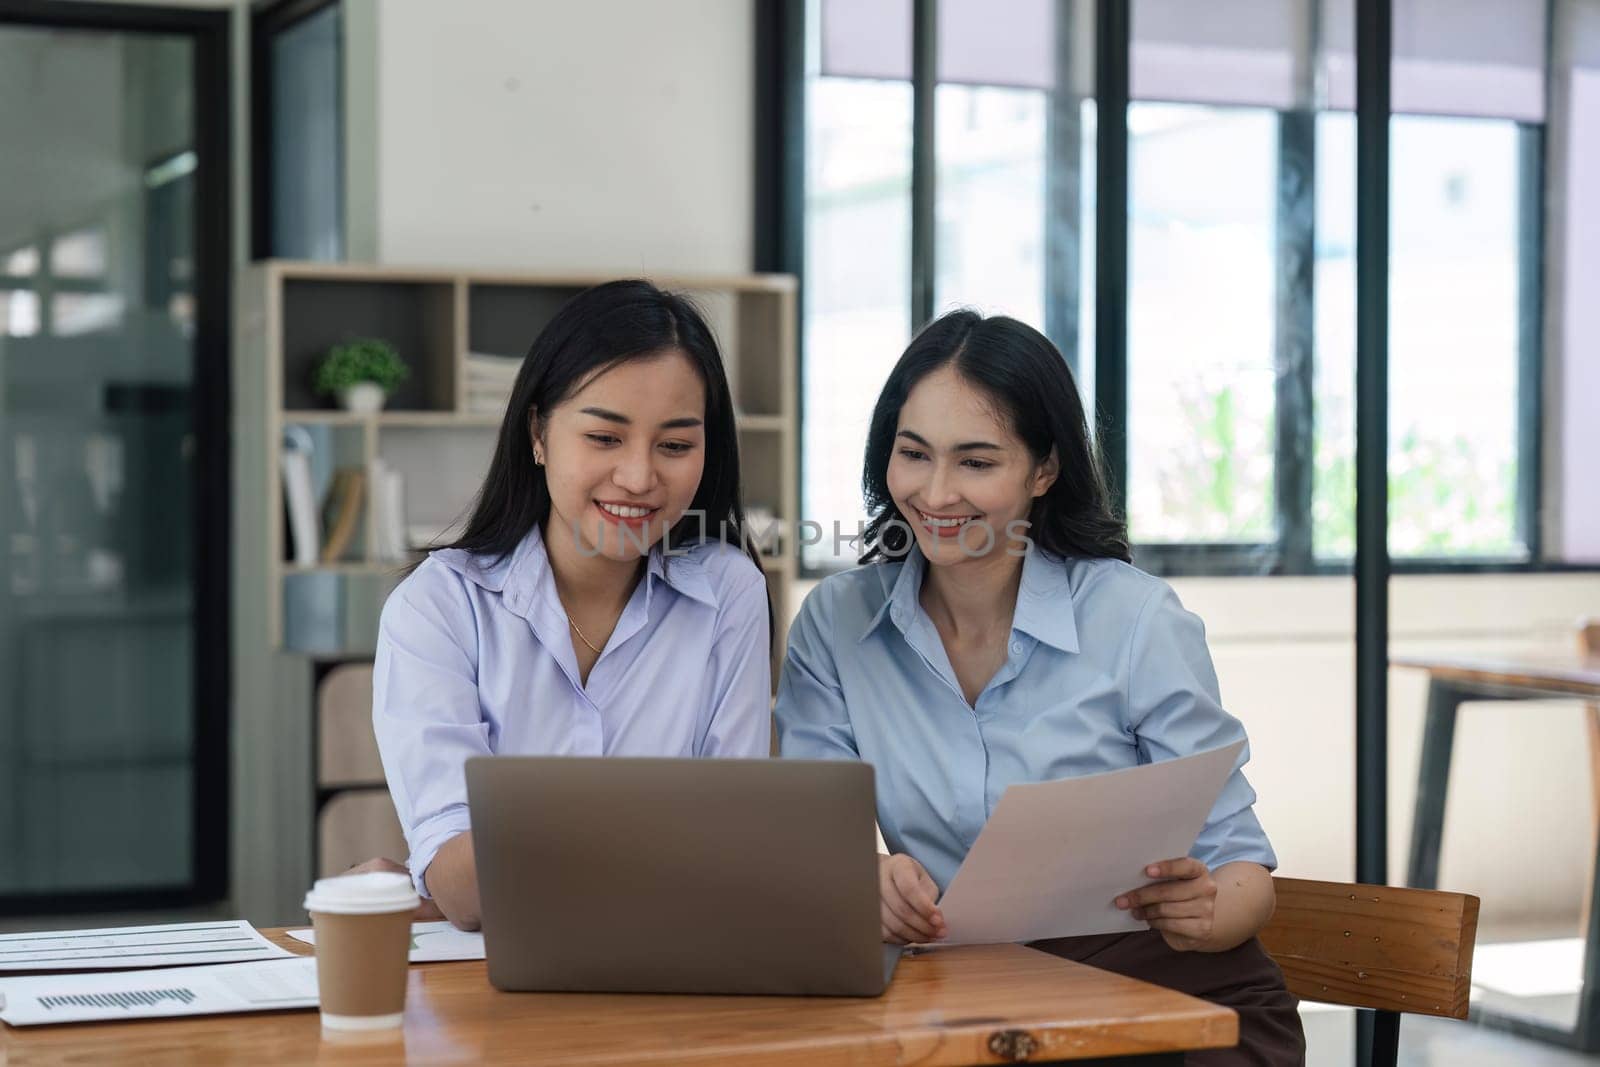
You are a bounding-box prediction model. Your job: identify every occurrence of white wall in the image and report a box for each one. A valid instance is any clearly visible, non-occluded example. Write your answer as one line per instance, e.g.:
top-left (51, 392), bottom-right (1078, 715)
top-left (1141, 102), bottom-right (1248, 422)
top-left (359, 0), bottom-right (754, 274)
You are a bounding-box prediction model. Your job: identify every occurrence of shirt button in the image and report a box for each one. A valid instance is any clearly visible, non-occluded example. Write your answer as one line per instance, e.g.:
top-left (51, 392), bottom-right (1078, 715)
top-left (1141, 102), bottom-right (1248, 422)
top-left (1010, 641), bottom-right (1024, 656)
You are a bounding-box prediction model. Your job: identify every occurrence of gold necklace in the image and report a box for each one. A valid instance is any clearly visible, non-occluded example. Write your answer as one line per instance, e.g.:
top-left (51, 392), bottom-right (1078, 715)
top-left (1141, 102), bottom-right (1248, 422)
top-left (567, 614), bottom-right (604, 655)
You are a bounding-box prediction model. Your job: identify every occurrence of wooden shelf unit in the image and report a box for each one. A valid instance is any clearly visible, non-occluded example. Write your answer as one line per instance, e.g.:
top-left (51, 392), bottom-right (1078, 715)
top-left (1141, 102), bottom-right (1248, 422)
top-left (236, 261), bottom-right (798, 670)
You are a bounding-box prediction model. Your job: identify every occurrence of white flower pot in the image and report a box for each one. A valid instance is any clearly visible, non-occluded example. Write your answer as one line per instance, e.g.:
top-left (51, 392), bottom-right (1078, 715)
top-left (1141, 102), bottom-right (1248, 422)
top-left (338, 382), bottom-right (386, 414)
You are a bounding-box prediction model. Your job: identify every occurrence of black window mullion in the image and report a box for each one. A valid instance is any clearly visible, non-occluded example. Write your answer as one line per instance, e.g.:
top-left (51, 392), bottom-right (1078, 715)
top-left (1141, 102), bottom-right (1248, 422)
top-left (1516, 122), bottom-right (1544, 561)
top-left (1354, 0), bottom-right (1393, 891)
top-left (1044, 0), bottom-right (1084, 375)
top-left (1275, 110), bottom-right (1317, 574)
top-left (190, 3), bottom-right (233, 906)
top-left (1092, 0), bottom-right (1130, 516)
top-left (910, 0), bottom-right (937, 331)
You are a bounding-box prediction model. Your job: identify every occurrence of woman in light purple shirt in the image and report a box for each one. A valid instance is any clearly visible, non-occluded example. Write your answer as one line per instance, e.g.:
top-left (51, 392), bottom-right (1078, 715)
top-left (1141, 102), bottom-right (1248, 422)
top-left (370, 281), bottom-right (772, 929)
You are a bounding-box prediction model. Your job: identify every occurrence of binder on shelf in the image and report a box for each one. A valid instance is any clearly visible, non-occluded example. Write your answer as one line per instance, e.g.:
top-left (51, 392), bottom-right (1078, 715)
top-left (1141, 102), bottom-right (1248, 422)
top-left (319, 467), bottom-right (367, 564)
top-left (280, 426), bottom-right (319, 566)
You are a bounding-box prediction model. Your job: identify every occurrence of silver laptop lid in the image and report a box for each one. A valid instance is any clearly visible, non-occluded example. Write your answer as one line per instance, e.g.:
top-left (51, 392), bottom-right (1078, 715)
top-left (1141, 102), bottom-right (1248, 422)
top-left (466, 756), bottom-right (887, 996)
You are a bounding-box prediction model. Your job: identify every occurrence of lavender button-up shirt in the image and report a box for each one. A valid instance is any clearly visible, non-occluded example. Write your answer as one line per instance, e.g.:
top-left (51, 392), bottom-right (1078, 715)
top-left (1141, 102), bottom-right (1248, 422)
top-left (374, 526), bottom-right (772, 897)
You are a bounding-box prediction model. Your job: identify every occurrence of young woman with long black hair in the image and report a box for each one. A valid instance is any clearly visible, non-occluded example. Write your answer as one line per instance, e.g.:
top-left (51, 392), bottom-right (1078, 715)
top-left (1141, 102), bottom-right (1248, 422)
top-left (776, 310), bottom-right (1304, 1065)
top-left (371, 281), bottom-right (772, 929)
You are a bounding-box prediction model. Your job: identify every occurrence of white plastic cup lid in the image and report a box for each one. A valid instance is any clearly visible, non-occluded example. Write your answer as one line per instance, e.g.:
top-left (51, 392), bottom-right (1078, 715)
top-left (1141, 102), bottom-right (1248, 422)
top-left (303, 871), bottom-right (420, 916)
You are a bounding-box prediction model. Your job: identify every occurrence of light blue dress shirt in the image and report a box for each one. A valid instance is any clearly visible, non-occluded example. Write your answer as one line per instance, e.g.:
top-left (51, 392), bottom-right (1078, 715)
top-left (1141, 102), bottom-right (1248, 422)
top-left (374, 526), bottom-right (772, 896)
top-left (775, 545), bottom-right (1276, 892)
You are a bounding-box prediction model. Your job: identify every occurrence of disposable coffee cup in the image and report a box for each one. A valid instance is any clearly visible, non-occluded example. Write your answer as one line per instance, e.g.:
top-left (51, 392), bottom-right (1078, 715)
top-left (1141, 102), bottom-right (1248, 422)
top-left (303, 871), bottom-right (419, 1031)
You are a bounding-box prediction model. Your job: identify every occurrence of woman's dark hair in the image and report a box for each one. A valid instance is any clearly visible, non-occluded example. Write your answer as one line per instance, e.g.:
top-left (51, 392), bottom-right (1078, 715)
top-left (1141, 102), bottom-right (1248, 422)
top-left (860, 309), bottom-right (1130, 564)
top-left (440, 280), bottom-right (766, 585)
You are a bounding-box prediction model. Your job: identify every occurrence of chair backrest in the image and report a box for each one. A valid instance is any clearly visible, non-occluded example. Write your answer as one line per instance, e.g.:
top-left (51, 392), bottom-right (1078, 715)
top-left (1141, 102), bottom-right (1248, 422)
top-left (1259, 878), bottom-right (1479, 1019)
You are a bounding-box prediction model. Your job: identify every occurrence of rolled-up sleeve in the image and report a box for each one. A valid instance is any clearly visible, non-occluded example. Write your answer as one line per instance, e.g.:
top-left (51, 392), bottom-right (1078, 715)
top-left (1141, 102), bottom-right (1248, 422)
top-left (1125, 583), bottom-right (1278, 872)
top-left (774, 584), bottom-right (860, 762)
top-left (372, 563), bottom-right (488, 897)
top-left (697, 566), bottom-right (774, 757)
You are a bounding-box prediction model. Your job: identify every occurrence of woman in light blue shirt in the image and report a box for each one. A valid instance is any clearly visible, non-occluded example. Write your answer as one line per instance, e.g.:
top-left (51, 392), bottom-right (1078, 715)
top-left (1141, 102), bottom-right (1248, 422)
top-left (776, 311), bottom-right (1303, 1064)
top-left (373, 281), bottom-right (772, 929)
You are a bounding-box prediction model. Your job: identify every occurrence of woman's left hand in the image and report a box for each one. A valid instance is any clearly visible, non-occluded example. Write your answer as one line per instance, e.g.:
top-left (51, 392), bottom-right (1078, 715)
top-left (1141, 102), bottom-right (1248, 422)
top-left (1114, 857), bottom-right (1217, 952)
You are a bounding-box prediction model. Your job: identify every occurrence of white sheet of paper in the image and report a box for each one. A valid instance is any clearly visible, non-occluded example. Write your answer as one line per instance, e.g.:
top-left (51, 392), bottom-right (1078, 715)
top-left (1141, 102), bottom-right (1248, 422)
top-left (0, 921), bottom-right (295, 972)
top-left (286, 921), bottom-right (485, 962)
top-left (935, 740), bottom-right (1247, 945)
top-left (0, 957), bottom-right (318, 1026)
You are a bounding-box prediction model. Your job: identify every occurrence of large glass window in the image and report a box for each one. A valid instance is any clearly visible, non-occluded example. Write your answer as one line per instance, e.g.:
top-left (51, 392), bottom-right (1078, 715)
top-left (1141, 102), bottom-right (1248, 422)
top-left (1125, 0), bottom-right (1543, 568)
top-left (802, 0), bottom-right (1094, 569)
top-left (1313, 114), bottom-right (1528, 558)
top-left (802, 75), bottom-right (913, 569)
top-left (796, 0), bottom-right (1548, 573)
top-left (1126, 103), bottom-right (1278, 544)
top-left (0, 7), bottom-right (229, 911)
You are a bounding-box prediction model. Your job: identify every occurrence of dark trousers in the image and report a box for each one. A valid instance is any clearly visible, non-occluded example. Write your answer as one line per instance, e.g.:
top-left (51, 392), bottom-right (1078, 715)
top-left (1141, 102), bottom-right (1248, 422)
top-left (1029, 931), bottom-right (1306, 1066)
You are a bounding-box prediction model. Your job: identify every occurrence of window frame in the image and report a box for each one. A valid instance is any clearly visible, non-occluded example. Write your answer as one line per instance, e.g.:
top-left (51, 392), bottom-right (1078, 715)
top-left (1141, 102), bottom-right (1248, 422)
top-left (769, 0), bottom-right (1561, 580)
top-left (250, 0), bottom-right (344, 261)
top-left (0, 0), bottom-right (232, 916)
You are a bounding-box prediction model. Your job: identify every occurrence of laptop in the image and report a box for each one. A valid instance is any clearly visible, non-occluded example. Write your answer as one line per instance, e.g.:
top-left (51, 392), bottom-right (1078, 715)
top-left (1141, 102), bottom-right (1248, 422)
top-left (465, 756), bottom-right (903, 996)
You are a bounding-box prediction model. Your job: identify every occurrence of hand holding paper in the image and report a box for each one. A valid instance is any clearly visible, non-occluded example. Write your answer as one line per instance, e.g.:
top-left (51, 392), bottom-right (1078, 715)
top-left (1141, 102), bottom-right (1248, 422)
top-left (1115, 856), bottom-right (1220, 950)
top-left (931, 741), bottom-right (1247, 946)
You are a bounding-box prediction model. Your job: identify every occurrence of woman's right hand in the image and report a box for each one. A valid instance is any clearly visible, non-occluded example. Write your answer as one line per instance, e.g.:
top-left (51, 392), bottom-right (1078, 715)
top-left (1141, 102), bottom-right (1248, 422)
top-left (879, 853), bottom-right (946, 945)
top-left (343, 857), bottom-right (446, 922)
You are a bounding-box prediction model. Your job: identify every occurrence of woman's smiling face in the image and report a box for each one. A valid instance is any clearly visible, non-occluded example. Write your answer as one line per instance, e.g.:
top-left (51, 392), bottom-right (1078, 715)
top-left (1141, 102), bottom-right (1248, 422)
top-left (535, 348), bottom-right (707, 563)
top-left (886, 364), bottom-right (1056, 566)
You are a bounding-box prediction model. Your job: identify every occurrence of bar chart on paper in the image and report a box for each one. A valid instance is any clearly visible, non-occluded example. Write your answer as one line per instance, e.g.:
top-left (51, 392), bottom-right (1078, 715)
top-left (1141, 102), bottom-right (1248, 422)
top-left (39, 987), bottom-right (198, 1012)
top-left (0, 958), bottom-right (319, 1026)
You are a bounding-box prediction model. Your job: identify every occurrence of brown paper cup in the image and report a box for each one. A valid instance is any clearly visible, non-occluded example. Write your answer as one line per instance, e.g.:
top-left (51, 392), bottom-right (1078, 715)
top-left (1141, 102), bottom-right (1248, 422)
top-left (303, 870), bottom-right (420, 1032)
top-left (309, 908), bottom-right (414, 1030)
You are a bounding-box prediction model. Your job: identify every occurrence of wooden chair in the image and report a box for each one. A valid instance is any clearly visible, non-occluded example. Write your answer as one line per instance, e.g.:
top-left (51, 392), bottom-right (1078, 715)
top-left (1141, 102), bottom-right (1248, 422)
top-left (1260, 877), bottom-right (1479, 1067)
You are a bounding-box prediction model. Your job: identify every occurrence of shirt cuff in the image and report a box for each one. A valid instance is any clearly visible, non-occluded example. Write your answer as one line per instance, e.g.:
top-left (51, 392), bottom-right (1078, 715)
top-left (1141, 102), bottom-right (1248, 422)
top-left (405, 813), bottom-right (472, 900)
top-left (1200, 844), bottom-right (1279, 873)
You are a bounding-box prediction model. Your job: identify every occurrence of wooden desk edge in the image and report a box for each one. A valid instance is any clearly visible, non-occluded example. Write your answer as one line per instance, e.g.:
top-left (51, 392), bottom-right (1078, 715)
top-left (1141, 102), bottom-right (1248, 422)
top-left (260, 929), bottom-right (1240, 1060)
top-left (1390, 656), bottom-right (1600, 697)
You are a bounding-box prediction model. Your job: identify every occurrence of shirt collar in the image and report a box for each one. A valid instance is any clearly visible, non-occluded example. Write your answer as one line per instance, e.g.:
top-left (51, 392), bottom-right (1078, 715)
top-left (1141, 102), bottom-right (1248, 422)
top-left (1011, 544), bottom-right (1079, 653)
top-left (860, 548), bottom-right (926, 642)
top-left (858, 543), bottom-right (1079, 653)
top-left (448, 525), bottom-right (719, 617)
top-left (648, 544), bottom-right (718, 608)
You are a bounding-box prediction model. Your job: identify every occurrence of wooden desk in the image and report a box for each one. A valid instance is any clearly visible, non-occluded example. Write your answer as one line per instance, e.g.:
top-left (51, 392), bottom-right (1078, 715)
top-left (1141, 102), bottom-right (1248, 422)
top-left (0, 930), bottom-right (1237, 1065)
top-left (1395, 652), bottom-right (1600, 1051)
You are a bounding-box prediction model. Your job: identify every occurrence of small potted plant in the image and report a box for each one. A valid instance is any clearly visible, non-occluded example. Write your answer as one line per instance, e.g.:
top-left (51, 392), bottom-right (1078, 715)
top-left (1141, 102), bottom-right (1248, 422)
top-left (314, 338), bottom-right (409, 414)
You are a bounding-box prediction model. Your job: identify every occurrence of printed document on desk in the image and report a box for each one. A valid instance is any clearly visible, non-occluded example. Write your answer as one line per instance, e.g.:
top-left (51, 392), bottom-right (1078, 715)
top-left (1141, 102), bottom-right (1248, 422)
top-left (0, 957), bottom-right (318, 1026)
top-left (0, 921), bottom-right (295, 972)
top-left (286, 921), bottom-right (485, 962)
top-left (936, 741), bottom-right (1247, 945)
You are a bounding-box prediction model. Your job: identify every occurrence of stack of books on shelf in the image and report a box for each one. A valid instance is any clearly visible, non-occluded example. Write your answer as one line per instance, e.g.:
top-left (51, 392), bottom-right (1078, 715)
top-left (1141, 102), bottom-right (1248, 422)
top-left (366, 457), bottom-right (409, 563)
top-left (465, 352), bottom-right (522, 415)
top-left (279, 428), bottom-right (411, 567)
